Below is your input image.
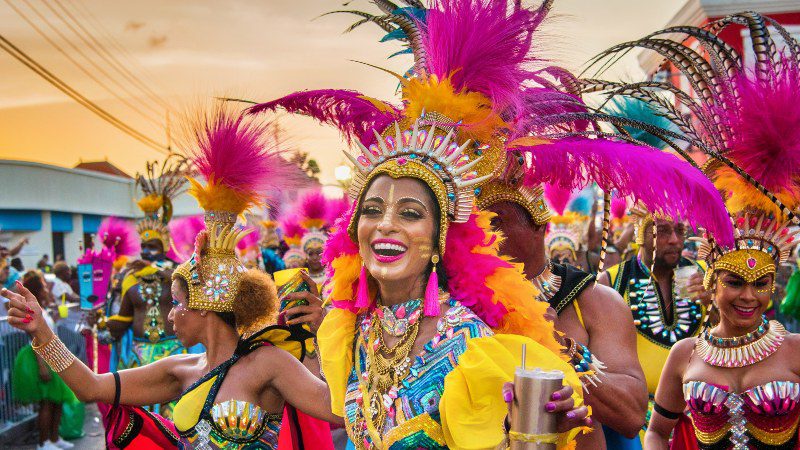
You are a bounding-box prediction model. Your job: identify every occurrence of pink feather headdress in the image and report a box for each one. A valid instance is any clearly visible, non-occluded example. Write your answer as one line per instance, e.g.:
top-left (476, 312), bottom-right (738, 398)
top-left (297, 189), bottom-right (329, 231)
top-left (97, 217), bottom-right (139, 260)
top-left (168, 215), bottom-right (205, 262)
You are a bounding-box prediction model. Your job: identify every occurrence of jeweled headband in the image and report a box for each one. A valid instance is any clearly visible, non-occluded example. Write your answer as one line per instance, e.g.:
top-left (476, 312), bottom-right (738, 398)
top-left (345, 117), bottom-right (496, 253)
top-left (695, 211), bottom-right (798, 288)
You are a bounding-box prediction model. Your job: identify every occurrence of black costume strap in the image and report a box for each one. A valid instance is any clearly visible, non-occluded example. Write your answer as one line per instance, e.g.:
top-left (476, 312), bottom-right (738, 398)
top-left (113, 371), bottom-right (121, 409)
top-left (549, 262), bottom-right (596, 314)
top-left (653, 402), bottom-right (682, 420)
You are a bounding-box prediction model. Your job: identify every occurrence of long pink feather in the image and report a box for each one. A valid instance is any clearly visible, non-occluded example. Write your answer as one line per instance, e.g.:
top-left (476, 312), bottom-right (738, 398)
top-left (421, 0), bottom-right (547, 113)
top-left (191, 108), bottom-right (297, 200)
top-left (169, 215), bottom-right (205, 262)
top-left (517, 139), bottom-right (734, 246)
top-left (247, 90), bottom-right (400, 145)
top-left (543, 184), bottom-right (572, 216)
top-left (714, 63), bottom-right (800, 194)
top-left (97, 217), bottom-right (140, 257)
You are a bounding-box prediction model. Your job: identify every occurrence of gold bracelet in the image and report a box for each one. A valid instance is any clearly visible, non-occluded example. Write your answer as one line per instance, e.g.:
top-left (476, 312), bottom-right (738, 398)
top-left (31, 335), bottom-right (75, 373)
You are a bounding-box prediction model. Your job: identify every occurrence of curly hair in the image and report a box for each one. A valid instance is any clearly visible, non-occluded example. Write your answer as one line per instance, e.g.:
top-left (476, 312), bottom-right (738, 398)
top-left (233, 269), bottom-right (278, 337)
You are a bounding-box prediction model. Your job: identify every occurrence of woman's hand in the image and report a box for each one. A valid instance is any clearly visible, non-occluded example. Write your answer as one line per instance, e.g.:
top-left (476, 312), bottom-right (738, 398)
top-left (2, 281), bottom-right (52, 341)
top-left (503, 382), bottom-right (592, 434)
top-left (283, 271), bottom-right (325, 333)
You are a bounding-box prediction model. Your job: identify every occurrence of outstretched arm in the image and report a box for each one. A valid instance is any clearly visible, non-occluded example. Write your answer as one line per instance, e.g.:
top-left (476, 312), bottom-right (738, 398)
top-left (262, 346), bottom-right (343, 425)
top-left (575, 283), bottom-right (647, 437)
top-left (3, 283), bottom-right (184, 406)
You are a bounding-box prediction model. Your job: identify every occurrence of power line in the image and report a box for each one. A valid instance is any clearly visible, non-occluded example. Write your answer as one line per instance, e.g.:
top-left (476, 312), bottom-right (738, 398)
top-left (9, 0), bottom-right (166, 124)
top-left (42, 0), bottom-right (173, 114)
top-left (4, 0), bottom-right (164, 129)
top-left (66, 0), bottom-right (173, 113)
top-left (0, 33), bottom-right (170, 154)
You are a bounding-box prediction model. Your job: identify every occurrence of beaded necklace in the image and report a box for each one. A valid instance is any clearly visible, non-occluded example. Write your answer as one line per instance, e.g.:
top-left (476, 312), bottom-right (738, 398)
top-left (696, 317), bottom-right (786, 368)
top-left (139, 276), bottom-right (165, 343)
top-left (628, 257), bottom-right (704, 347)
top-left (532, 260), bottom-right (562, 303)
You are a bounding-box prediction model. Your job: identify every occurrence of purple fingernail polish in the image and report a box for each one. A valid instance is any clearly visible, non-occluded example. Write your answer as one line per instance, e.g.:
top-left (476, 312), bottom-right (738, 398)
top-left (551, 391), bottom-right (562, 401)
top-left (566, 412), bottom-right (576, 419)
top-left (503, 390), bottom-right (513, 403)
top-left (545, 402), bottom-right (556, 412)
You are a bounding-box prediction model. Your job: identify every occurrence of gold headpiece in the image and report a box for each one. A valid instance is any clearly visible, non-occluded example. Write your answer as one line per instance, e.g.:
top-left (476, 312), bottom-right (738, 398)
top-left (174, 211), bottom-right (250, 312)
top-left (545, 212), bottom-right (588, 258)
top-left (259, 220), bottom-right (281, 248)
top-left (695, 211), bottom-right (798, 289)
top-left (135, 156), bottom-right (188, 251)
top-left (345, 116), bottom-right (499, 253)
top-left (695, 159), bottom-right (800, 289)
top-left (475, 147), bottom-right (551, 226)
top-left (172, 106), bottom-right (290, 313)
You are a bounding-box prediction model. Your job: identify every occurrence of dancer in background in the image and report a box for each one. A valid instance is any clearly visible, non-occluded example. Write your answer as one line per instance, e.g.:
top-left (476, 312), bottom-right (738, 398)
top-left (4, 105), bottom-right (338, 450)
top-left (586, 10), bottom-right (800, 448)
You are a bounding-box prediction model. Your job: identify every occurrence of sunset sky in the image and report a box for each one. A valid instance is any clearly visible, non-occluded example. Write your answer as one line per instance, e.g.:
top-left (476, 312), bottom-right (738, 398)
top-left (0, 0), bottom-right (684, 185)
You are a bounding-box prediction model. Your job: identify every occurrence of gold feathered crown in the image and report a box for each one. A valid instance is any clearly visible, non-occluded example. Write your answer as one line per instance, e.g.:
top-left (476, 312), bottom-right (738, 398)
top-left (345, 115), bottom-right (500, 253)
top-left (134, 155), bottom-right (188, 251)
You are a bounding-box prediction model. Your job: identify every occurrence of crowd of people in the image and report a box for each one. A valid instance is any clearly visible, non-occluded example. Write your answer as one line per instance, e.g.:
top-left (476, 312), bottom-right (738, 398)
top-left (2, 1), bottom-right (800, 449)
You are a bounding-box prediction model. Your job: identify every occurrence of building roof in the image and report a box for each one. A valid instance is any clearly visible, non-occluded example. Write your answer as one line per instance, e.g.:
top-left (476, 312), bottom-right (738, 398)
top-left (74, 159), bottom-right (132, 179)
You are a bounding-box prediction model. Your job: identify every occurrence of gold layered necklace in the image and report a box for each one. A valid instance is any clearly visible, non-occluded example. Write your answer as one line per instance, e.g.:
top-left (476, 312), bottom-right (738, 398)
top-left (696, 318), bottom-right (787, 368)
top-left (361, 299), bottom-right (422, 436)
top-left (533, 260), bottom-right (561, 303)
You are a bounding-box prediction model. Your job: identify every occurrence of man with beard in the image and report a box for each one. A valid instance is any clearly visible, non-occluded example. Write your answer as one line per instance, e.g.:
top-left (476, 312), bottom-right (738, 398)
top-left (482, 186), bottom-right (648, 450)
top-left (597, 209), bottom-right (709, 441)
top-left (104, 157), bottom-right (188, 418)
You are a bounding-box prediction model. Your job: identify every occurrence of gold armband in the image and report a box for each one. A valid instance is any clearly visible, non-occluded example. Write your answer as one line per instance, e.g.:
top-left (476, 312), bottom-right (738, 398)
top-left (32, 335), bottom-right (76, 373)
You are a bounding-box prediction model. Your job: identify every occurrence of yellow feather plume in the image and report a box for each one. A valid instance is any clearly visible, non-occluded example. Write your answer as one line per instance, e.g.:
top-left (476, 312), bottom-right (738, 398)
top-left (402, 75), bottom-right (506, 143)
top-left (187, 176), bottom-right (259, 216)
top-left (549, 211), bottom-right (588, 226)
top-left (712, 167), bottom-right (799, 219)
top-left (136, 194), bottom-right (163, 215)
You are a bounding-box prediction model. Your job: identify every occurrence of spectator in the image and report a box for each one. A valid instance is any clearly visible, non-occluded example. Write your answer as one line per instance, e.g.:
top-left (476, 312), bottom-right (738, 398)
top-left (13, 270), bottom-right (76, 450)
top-left (1, 258), bottom-right (21, 292)
top-left (50, 262), bottom-right (78, 303)
top-left (11, 257), bottom-right (24, 272)
top-left (0, 237), bottom-right (28, 259)
top-left (37, 255), bottom-right (52, 273)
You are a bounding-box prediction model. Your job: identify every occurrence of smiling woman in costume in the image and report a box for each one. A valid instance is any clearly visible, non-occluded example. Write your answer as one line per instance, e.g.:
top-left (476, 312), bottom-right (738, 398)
top-left (582, 12), bottom-right (800, 449)
top-left (2, 105), bottom-right (339, 450)
top-left (250, 1), bottom-right (601, 448)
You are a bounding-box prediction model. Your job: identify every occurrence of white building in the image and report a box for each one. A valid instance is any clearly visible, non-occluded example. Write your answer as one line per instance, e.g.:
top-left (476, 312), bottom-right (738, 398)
top-left (0, 159), bottom-right (201, 269)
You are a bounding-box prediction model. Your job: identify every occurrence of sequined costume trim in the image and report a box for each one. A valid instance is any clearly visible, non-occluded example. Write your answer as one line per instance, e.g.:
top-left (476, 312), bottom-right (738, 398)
top-left (683, 381), bottom-right (800, 449)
